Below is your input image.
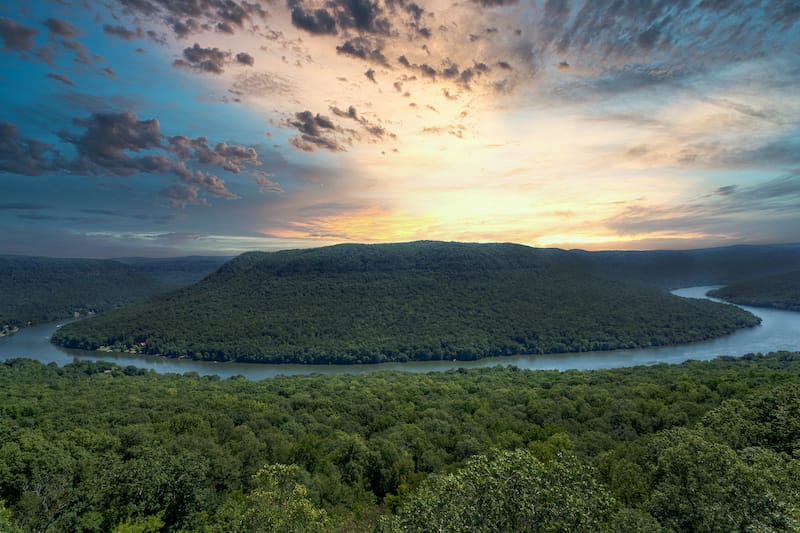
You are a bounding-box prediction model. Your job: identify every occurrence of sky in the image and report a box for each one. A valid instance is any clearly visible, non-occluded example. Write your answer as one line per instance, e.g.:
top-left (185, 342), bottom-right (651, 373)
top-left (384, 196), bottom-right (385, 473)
top-left (1, 0), bottom-right (799, 257)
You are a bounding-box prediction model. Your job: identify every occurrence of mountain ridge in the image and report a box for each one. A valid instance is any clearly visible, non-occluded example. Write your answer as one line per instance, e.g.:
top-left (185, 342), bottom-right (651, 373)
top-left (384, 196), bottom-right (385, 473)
top-left (52, 241), bottom-right (761, 364)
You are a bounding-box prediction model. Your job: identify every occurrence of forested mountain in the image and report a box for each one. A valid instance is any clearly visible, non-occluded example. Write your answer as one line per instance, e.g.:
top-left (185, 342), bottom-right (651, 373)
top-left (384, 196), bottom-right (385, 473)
top-left (52, 242), bottom-right (760, 364)
top-left (115, 256), bottom-right (232, 290)
top-left (708, 270), bottom-right (800, 311)
top-left (0, 256), bottom-right (163, 328)
top-left (0, 352), bottom-right (798, 531)
top-left (548, 242), bottom-right (800, 288)
top-left (0, 255), bottom-right (230, 332)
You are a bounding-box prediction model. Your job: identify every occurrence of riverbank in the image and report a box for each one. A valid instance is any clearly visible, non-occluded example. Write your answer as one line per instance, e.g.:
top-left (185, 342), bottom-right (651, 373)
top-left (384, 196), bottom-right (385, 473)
top-left (1, 287), bottom-right (798, 380)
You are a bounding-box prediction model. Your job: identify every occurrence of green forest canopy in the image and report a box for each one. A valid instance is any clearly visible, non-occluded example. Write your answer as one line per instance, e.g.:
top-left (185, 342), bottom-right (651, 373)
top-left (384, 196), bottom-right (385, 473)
top-left (709, 269), bottom-right (800, 311)
top-left (52, 242), bottom-right (761, 364)
top-left (0, 352), bottom-right (798, 531)
top-left (0, 255), bottom-right (229, 329)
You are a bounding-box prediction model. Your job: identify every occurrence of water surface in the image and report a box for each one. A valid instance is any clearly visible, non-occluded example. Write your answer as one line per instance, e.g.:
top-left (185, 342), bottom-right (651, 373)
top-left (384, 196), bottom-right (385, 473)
top-left (2, 286), bottom-right (798, 380)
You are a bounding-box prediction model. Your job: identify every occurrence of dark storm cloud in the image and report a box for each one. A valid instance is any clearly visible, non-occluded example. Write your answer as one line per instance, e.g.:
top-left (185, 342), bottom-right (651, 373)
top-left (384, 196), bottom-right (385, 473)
top-left (0, 17), bottom-right (38, 51)
top-left (103, 24), bottom-right (143, 40)
top-left (47, 73), bottom-right (76, 86)
top-left (336, 37), bottom-right (388, 65)
top-left (43, 18), bottom-right (81, 38)
top-left (0, 121), bottom-right (57, 176)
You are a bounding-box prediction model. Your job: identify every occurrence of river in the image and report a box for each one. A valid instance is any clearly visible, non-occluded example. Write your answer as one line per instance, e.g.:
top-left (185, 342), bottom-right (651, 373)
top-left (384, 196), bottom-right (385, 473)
top-left (1, 286), bottom-right (799, 380)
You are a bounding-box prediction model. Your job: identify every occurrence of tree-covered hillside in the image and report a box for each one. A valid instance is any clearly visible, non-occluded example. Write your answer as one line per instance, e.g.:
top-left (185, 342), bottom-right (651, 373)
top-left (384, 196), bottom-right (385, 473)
top-left (0, 352), bottom-right (798, 531)
top-left (708, 270), bottom-right (800, 311)
top-left (549, 242), bottom-right (800, 289)
top-left (52, 242), bottom-right (760, 364)
top-left (115, 256), bottom-right (232, 290)
top-left (0, 255), bottom-right (163, 328)
top-left (0, 255), bottom-right (230, 333)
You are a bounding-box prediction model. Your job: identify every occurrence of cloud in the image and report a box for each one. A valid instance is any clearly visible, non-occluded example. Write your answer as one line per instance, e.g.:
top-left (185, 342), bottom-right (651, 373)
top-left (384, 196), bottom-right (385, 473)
top-left (173, 43), bottom-right (230, 73)
top-left (45, 111), bottom-right (263, 202)
top-left (173, 43), bottom-right (255, 73)
top-left (229, 71), bottom-right (295, 98)
top-left (256, 174), bottom-right (284, 193)
top-left (160, 185), bottom-right (205, 208)
top-left (329, 105), bottom-right (396, 141)
top-left (286, 110), bottom-right (348, 152)
top-left (607, 174), bottom-right (800, 238)
top-left (0, 121), bottom-right (57, 176)
top-left (116, 0), bottom-right (268, 40)
top-left (167, 135), bottom-right (260, 173)
top-left (336, 37), bottom-right (388, 65)
top-left (289, 0), bottom-right (392, 36)
top-left (103, 24), bottom-right (143, 40)
top-left (235, 51), bottom-right (254, 65)
top-left (47, 73), bottom-right (76, 86)
top-left (0, 17), bottom-right (37, 51)
top-left (43, 18), bottom-right (81, 38)
top-left (290, 5), bottom-right (338, 35)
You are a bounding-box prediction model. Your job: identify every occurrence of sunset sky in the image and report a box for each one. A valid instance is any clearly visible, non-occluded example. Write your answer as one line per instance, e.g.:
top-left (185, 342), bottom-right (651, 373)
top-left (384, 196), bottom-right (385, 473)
top-left (1, 0), bottom-right (799, 257)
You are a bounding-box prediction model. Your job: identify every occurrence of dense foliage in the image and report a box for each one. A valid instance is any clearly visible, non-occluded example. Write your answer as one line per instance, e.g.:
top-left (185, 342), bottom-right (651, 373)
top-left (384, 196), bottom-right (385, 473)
top-left (554, 242), bottom-right (800, 288)
top-left (52, 242), bottom-right (760, 364)
top-left (0, 255), bottom-right (228, 332)
top-left (0, 352), bottom-right (799, 531)
top-left (709, 270), bottom-right (800, 311)
top-left (0, 256), bottom-right (163, 328)
top-left (116, 256), bottom-right (231, 291)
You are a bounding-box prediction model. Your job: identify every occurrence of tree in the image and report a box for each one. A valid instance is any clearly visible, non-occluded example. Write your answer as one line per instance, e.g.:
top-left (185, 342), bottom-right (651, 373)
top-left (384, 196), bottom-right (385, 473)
top-left (384, 449), bottom-right (615, 532)
top-left (242, 464), bottom-right (330, 533)
top-left (648, 430), bottom-right (797, 532)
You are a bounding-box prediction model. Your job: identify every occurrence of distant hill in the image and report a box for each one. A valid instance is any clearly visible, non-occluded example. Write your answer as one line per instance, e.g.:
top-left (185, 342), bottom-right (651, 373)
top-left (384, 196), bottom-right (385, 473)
top-left (547, 243), bottom-right (800, 289)
top-left (0, 255), bottom-right (228, 329)
top-left (708, 270), bottom-right (800, 311)
top-left (115, 256), bottom-right (232, 290)
top-left (52, 241), bottom-right (760, 364)
top-left (0, 256), bottom-right (162, 328)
